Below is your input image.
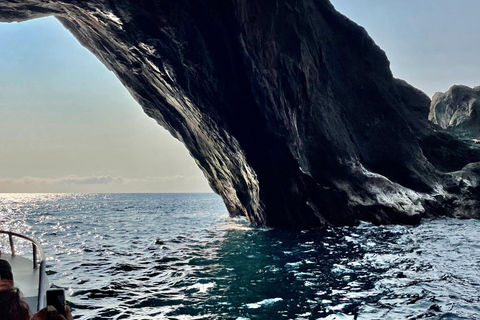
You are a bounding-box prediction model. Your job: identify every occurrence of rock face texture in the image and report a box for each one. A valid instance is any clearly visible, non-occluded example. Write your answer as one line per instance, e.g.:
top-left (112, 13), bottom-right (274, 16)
top-left (1, 0), bottom-right (479, 228)
top-left (429, 85), bottom-right (480, 137)
top-left (422, 84), bottom-right (480, 174)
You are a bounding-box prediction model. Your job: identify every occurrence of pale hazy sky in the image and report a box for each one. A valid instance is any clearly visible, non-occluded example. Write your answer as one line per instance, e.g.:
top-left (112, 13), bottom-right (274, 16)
top-left (0, 17), bottom-right (211, 193)
top-left (0, 1), bottom-right (479, 193)
top-left (331, 0), bottom-right (480, 96)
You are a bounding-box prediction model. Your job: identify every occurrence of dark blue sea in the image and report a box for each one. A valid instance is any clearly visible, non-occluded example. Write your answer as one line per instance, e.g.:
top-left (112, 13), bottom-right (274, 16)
top-left (0, 193), bottom-right (479, 320)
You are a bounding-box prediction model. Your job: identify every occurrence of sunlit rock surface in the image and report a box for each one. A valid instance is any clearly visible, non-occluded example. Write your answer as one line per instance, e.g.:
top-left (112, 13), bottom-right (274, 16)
top-left (1, 0), bottom-right (479, 228)
top-left (429, 85), bottom-right (480, 136)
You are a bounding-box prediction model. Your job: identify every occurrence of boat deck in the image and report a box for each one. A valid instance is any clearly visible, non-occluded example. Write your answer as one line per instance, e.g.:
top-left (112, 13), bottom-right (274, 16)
top-left (0, 252), bottom-right (48, 312)
top-left (0, 231), bottom-right (48, 313)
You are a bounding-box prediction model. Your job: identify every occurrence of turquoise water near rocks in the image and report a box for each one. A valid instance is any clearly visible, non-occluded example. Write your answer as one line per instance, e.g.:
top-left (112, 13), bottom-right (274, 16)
top-left (1, 193), bottom-right (479, 319)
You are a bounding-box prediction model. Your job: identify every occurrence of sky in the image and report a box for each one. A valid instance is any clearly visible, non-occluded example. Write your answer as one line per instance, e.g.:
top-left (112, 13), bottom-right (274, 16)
top-left (330, 0), bottom-right (480, 96)
top-left (0, 17), bottom-right (211, 193)
top-left (0, 2), bottom-right (479, 193)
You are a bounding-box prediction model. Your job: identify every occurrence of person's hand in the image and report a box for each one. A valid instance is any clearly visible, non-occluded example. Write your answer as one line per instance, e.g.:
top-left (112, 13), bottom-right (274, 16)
top-left (31, 306), bottom-right (73, 320)
top-left (63, 306), bottom-right (73, 320)
top-left (31, 308), bottom-right (47, 320)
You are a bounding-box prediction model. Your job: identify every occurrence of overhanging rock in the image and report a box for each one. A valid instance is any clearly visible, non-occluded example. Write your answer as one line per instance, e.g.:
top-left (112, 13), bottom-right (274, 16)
top-left (1, 0), bottom-right (479, 228)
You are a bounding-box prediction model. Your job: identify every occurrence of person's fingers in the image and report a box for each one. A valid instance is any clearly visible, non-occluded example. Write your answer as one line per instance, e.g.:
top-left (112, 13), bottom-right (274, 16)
top-left (50, 312), bottom-right (67, 320)
top-left (65, 305), bottom-right (73, 320)
top-left (51, 305), bottom-right (73, 320)
top-left (32, 304), bottom-right (72, 319)
top-left (33, 306), bottom-right (71, 320)
top-left (31, 307), bottom-right (48, 320)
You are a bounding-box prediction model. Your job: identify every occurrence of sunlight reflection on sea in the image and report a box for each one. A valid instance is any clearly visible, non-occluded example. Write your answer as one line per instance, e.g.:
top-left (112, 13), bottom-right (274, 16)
top-left (1, 193), bottom-right (479, 319)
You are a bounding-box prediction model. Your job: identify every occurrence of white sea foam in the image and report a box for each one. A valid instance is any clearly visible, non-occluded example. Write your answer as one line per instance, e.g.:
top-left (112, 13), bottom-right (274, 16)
top-left (244, 297), bottom-right (283, 309)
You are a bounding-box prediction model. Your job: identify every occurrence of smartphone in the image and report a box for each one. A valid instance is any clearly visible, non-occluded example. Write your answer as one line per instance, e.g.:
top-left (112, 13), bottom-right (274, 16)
top-left (46, 288), bottom-right (66, 318)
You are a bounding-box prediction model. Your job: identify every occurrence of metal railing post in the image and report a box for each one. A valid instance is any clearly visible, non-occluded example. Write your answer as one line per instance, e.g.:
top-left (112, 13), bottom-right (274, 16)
top-left (37, 260), bottom-right (47, 310)
top-left (8, 233), bottom-right (15, 256)
top-left (33, 243), bottom-right (38, 269)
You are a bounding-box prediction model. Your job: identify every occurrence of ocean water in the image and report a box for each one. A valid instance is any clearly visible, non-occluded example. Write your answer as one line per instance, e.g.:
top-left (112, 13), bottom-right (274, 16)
top-left (0, 193), bottom-right (479, 320)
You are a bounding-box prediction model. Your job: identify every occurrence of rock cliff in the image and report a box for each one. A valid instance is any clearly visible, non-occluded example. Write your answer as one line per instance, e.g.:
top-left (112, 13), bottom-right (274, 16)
top-left (1, 0), bottom-right (479, 228)
top-left (429, 85), bottom-right (480, 137)
top-left (422, 84), bottom-right (480, 174)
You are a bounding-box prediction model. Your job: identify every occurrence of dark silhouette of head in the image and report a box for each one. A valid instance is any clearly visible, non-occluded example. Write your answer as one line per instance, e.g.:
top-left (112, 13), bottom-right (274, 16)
top-left (0, 259), bottom-right (13, 283)
top-left (0, 280), bottom-right (31, 320)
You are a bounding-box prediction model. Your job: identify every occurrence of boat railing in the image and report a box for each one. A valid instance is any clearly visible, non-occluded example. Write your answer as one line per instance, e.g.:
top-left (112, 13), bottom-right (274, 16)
top-left (0, 230), bottom-right (47, 310)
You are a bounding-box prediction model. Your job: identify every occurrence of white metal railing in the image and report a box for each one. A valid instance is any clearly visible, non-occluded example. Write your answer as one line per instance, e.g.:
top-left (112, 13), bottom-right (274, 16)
top-left (0, 230), bottom-right (47, 310)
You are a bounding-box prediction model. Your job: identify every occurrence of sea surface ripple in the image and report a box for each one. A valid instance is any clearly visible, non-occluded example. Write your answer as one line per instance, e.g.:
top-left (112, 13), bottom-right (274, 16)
top-left (0, 193), bottom-right (479, 319)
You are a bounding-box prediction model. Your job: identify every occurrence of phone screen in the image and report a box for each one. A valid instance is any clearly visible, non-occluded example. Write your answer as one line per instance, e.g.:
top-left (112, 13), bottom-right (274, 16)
top-left (46, 289), bottom-right (66, 316)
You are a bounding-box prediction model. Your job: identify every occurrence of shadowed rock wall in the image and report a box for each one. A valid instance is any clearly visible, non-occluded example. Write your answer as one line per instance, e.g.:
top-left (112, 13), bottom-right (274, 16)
top-left (1, 0), bottom-right (479, 228)
top-left (421, 84), bottom-right (480, 173)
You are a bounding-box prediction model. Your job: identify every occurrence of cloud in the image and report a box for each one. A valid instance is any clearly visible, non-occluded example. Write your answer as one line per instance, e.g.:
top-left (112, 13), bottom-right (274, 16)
top-left (0, 174), bottom-right (212, 193)
top-left (0, 175), bottom-right (123, 186)
top-left (123, 175), bottom-right (189, 183)
top-left (0, 174), bottom-right (207, 186)
top-left (61, 176), bottom-right (124, 185)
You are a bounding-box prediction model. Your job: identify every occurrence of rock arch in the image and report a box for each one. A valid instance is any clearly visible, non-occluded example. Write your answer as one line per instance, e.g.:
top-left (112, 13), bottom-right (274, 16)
top-left (1, 0), bottom-right (479, 228)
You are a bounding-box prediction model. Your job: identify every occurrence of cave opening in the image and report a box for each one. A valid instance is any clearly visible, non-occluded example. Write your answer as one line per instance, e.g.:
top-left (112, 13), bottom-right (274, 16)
top-left (0, 16), bottom-right (212, 194)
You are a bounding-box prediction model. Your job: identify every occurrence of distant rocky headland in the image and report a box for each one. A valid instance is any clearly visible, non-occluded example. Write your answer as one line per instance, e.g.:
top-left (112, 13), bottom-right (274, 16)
top-left (1, 0), bottom-right (479, 228)
top-left (429, 85), bottom-right (480, 138)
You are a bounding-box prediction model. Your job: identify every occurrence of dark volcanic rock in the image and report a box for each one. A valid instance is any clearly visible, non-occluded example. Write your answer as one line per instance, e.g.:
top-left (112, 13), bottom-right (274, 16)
top-left (419, 129), bottom-right (480, 172)
top-left (423, 84), bottom-right (480, 173)
top-left (1, 0), bottom-right (479, 228)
